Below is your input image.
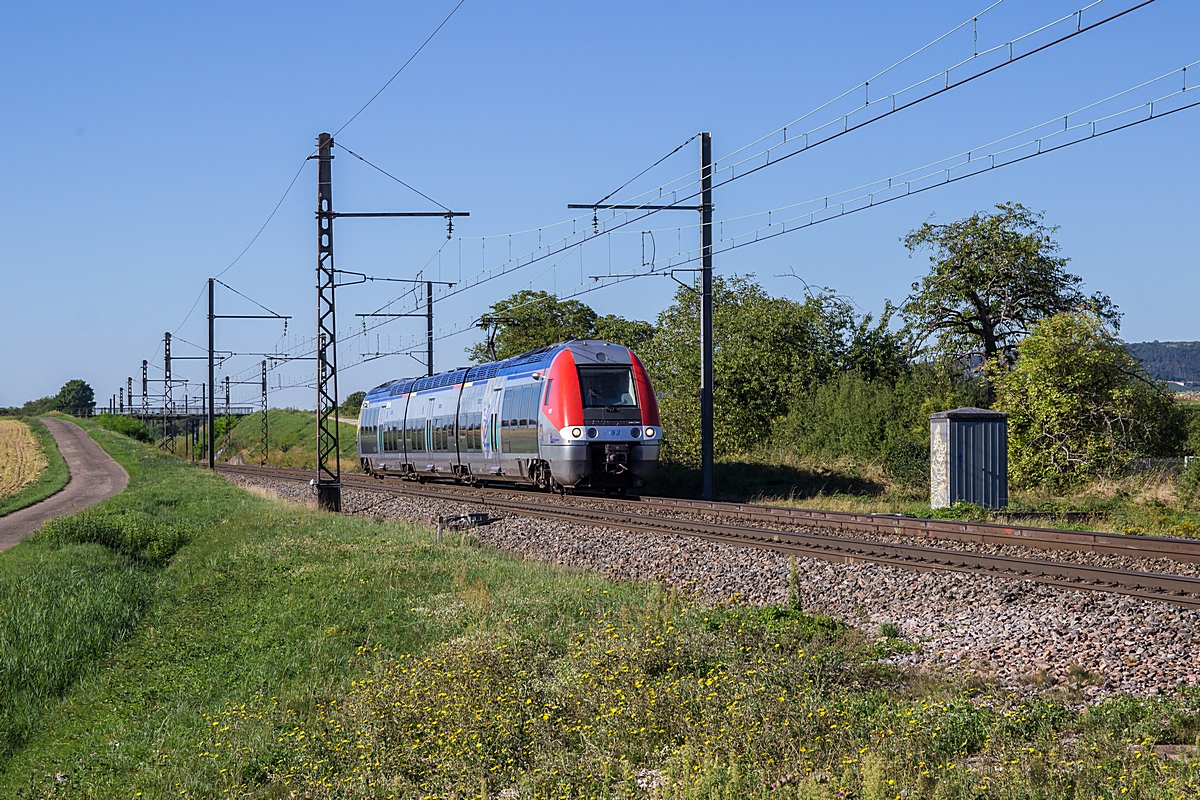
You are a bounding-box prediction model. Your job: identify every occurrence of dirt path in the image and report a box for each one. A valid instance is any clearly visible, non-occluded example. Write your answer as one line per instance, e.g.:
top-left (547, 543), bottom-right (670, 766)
top-left (0, 418), bottom-right (129, 551)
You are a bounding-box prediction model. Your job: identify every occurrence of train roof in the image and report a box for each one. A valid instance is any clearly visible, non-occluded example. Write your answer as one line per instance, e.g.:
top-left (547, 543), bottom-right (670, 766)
top-left (362, 339), bottom-right (625, 403)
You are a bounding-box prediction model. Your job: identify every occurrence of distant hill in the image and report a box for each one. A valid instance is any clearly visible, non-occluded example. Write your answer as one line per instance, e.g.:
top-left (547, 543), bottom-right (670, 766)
top-left (1126, 341), bottom-right (1200, 386)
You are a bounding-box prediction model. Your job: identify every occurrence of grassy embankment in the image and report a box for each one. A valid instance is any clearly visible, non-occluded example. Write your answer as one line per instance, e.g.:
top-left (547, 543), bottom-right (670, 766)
top-left (0, 418), bottom-right (1198, 797)
top-left (210, 408), bottom-right (359, 470)
top-left (0, 417), bottom-right (69, 518)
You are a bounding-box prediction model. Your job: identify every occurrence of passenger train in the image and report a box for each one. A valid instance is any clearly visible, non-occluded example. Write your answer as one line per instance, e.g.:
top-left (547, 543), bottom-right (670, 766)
top-left (356, 340), bottom-right (660, 491)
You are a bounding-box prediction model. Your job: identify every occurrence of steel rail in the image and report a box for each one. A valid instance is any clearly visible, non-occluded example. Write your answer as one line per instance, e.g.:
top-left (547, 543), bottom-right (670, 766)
top-left (217, 464), bottom-right (1200, 609)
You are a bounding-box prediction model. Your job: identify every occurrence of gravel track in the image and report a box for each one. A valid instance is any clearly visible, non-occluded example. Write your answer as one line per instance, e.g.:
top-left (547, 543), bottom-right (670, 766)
top-left (228, 473), bottom-right (1200, 701)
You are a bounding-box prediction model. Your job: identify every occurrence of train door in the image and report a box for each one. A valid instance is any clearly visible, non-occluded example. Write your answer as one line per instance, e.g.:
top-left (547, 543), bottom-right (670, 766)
top-left (481, 376), bottom-right (505, 476)
top-left (421, 395), bottom-right (436, 471)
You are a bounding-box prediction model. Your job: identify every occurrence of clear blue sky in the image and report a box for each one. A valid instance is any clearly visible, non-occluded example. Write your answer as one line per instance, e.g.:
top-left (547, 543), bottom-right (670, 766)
top-left (3, 0), bottom-right (1197, 409)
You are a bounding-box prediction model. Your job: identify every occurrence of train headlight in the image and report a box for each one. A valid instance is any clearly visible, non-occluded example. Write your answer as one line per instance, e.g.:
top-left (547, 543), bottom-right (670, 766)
top-left (645, 427), bottom-right (657, 438)
top-left (630, 427), bottom-right (641, 438)
top-left (587, 427), bottom-right (598, 439)
top-left (570, 427), bottom-right (582, 439)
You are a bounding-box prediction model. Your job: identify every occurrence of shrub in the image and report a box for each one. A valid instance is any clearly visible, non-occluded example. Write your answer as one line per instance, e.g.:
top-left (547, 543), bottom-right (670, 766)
top-left (39, 509), bottom-right (196, 566)
top-left (777, 366), bottom-right (984, 487)
top-left (995, 312), bottom-right (1188, 490)
top-left (94, 413), bottom-right (153, 443)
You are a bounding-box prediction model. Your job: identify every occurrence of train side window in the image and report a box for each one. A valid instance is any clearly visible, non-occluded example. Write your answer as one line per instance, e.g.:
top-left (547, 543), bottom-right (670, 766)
top-left (524, 385), bottom-right (535, 427)
top-left (542, 380), bottom-right (553, 408)
top-left (501, 389), bottom-right (511, 428)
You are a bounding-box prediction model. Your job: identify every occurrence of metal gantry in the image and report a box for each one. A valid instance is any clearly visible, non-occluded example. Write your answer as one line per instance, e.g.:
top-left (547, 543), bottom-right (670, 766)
top-left (353, 278), bottom-right (454, 377)
top-left (163, 332), bottom-right (174, 453)
top-left (260, 360), bottom-right (268, 466)
top-left (205, 277), bottom-right (290, 469)
top-left (312, 131), bottom-right (469, 511)
top-left (569, 132), bottom-right (716, 500)
top-left (314, 132), bottom-right (341, 510)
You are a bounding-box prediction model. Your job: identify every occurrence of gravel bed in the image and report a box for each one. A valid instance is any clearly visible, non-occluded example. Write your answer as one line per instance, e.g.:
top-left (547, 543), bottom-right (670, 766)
top-left (340, 475), bottom-right (1200, 578)
top-left (229, 473), bottom-right (1200, 701)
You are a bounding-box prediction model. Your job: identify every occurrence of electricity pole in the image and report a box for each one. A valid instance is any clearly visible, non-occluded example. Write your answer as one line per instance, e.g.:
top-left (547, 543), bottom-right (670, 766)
top-left (314, 132), bottom-right (341, 510)
top-left (208, 278), bottom-right (215, 469)
top-left (568, 131), bottom-right (716, 500)
top-left (163, 332), bottom-right (174, 453)
top-left (260, 360), bottom-right (268, 466)
top-left (206, 277), bottom-right (289, 469)
top-left (426, 281), bottom-right (434, 376)
top-left (127, 377), bottom-right (132, 415)
top-left (355, 278), bottom-right (454, 377)
top-left (313, 131), bottom-right (468, 510)
top-left (142, 361), bottom-right (148, 417)
top-left (699, 132), bottom-right (714, 502)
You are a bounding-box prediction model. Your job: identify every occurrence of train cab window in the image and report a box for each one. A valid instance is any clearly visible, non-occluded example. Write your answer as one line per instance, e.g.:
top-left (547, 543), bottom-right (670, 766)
top-left (542, 380), bottom-right (553, 408)
top-left (579, 367), bottom-right (637, 408)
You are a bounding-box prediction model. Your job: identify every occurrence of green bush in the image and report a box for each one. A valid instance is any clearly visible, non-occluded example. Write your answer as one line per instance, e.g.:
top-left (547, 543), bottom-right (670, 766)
top-left (38, 509), bottom-right (196, 566)
top-left (777, 366), bottom-right (984, 486)
top-left (995, 312), bottom-right (1188, 490)
top-left (94, 413), bottom-right (152, 443)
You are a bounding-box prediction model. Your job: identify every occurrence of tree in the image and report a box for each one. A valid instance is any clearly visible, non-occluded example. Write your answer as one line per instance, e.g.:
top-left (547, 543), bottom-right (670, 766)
top-left (467, 290), bottom-right (653, 363)
top-left (994, 312), bottom-right (1186, 489)
top-left (641, 275), bottom-right (908, 464)
top-left (339, 391), bottom-right (366, 417)
top-left (53, 379), bottom-right (95, 415)
top-left (902, 203), bottom-right (1117, 391)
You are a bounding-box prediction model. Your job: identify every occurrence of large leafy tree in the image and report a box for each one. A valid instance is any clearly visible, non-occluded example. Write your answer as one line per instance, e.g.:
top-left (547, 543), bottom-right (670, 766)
top-left (902, 202), bottom-right (1117, 386)
top-left (467, 290), bottom-right (653, 363)
top-left (994, 312), bottom-right (1185, 489)
top-left (641, 275), bottom-right (908, 464)
top-left (53, 379), bottom-right (95, 415)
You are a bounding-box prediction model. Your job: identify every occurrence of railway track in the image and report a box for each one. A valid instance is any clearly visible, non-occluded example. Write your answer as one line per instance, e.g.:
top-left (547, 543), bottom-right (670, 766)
top-left (217, 463), bottom-right (1200, 609)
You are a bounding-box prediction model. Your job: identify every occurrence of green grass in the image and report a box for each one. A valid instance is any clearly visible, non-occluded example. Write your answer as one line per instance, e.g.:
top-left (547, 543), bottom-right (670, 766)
top-left (211, 408), bottom-right (359, 470)
top-left (0, 417), bottom-right (70, 518)
top-left (0, 422), bottom-right (1197, 798)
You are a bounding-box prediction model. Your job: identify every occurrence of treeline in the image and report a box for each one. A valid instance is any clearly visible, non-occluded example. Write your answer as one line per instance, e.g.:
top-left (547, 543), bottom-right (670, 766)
top-left (0, 380), bottom-right (96, 417)
top-left (475, 203), bottom-right (1200, 492)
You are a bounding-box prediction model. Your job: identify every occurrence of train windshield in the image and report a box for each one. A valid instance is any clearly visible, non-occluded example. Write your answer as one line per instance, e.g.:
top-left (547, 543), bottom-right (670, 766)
top-left (579, 367), bottom-right (638, 408)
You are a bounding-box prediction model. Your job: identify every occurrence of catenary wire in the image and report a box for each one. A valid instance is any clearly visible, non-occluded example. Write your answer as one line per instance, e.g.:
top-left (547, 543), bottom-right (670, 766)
top-left (335, 142), bottom-right (451, 212)
top-left (333, 0), bottom-right (467, 137)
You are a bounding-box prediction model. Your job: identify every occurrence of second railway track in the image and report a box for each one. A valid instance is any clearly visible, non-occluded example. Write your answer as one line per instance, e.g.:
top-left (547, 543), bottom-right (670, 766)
top-left (218, 463), bottom-right (1200, 609)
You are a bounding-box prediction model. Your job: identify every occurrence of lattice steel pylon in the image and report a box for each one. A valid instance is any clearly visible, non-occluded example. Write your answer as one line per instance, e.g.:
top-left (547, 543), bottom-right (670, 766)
top-left (260, 360), bottom-right (268, 466)
top-left (162, 332), bottom-right (175, 454)
top-left (314, 132), bottom-right (341, 511)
